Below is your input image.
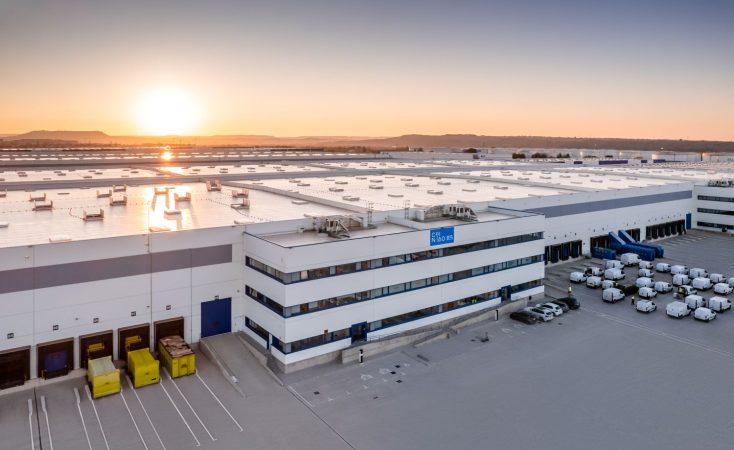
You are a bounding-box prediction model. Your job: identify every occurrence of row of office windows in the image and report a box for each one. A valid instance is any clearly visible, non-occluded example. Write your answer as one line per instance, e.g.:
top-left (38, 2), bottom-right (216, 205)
top-left (253, 279), bottom-right (543, 355)
top-left (697, 221), bottom-right (733, 231)
top-left (697, 195), bottom-right (734, 203)
top-left (245, 232), bottom-right (543, 284)
top-left (246, 254), bottom-right (544, 318)
top-left (697, 208), bottom-right (734, 216)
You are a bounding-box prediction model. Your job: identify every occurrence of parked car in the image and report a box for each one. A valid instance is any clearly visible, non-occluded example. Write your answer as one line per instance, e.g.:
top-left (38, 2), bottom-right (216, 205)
top-left (539, 302), bottom-right (564, 316)
top-left (654, 281), bottom-right (673, 293)
top-left (694, 307), bottom-right (717, 322)
top-left (714, 283), bottom-right (733, 295)
top-left (524, 307), bottom-right (554, 322)
top-left (602, 279), bottom-right (616, 289)
top-left (586, 276), bottom-right (602, 288)
top-left (656, 262), bottom-right (671, 273)
top-left (691, 277), bottom-right (713, 291)
top-left (584, 267), bottom-right (604, 277)
top-left (621, 253), bottom-right (640, 266)
top-left (554, 296), bottom-right (581, 310)
top-left (672, 274), bottom-right (690, 286)
top-left (639, 260), bottom-right (653, 270)
top-left (617, 283), bottom-right (639, 296)
top-left (605, 260), bottom-right (624, 270)
top-left (636, 277), bottom-right (654, 288)
top-left (510, 311), bottom-right (538, 324)
top-left (709, 273), bottom-right (727, 283)
top-left (684, 295), bottom-right (705, 310)
top-left (671, 265), bottom-right (689, 275)
top-left (638, 287), bottom-right (657, 299)
top-left (666, 301), bottom-right (691, 318)
top-left (636, 299), bottom-right (657, 313)
top-left (690, 268), bottom-right (709, 279)
top-left (570, 272), bottom-right (587, 283)
top-left (708, 296), bottom-right (731, 312)
top-left (675, 285), bottom-right (697, 297)
top-left (727, 277), bottom-right (734, 288)
top-left (638, 268), bottom-right (654, 278)
top-left (550, 301), bottom-right (570, 312)
top-left (604, 268), bottom-right (625, 281)
top-left (602, 288), bottom-right (625, 303)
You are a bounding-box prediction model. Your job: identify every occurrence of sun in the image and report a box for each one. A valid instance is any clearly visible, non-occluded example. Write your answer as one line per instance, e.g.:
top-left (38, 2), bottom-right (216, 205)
top-left (134, 87), bottom-right (201, 135)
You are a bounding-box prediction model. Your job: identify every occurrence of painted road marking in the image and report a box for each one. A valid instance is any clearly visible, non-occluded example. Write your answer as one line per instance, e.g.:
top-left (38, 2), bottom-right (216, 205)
top-left (41, 396), bottom-right (54, 450)
top-left (119, 382), bottom-right (149, 450)
top-left (195, 372), bottom-right (243, 432)
top-left (125, 375), bottom-right (166, 450)
top-left (27, 399), bottom-right (35, 450)
top-left (73, 388), bottom-right (93, 450)
top-left (84, 384), bottom-right (110, 450)
top-left (159, 372), bottom-right (201, 446)
top-left (162, 368), bottom-right (216, 441)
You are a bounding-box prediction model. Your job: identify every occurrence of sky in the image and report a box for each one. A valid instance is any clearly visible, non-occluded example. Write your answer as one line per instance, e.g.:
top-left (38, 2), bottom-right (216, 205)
top-left (1, 0), bottom-right (733, 139)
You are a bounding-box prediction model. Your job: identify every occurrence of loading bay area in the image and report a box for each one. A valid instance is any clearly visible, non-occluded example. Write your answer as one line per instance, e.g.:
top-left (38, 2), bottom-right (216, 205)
top-left (3, 231), bottom-right (734, 450)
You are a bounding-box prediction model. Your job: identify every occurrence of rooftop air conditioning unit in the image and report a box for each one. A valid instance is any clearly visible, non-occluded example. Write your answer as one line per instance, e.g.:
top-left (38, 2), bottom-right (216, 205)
top-left (97, 189), bottom-right (112, 198)
top-left (113, 185), bottom-right (126, 192)
top-left (206, 180), bottom-right (222, 191)
top-left (83, 209), bottom-right (104, 221)
top-left (232, 189), bottom-right (249, 198)
top-left (174, 192), bottom-right (192, 202)
top-left (231, 198), bottom-right (251, 210)
top-left (33, 200), bottom-right (53, 211)
top-left (110, 195), bottom-right (127, 206)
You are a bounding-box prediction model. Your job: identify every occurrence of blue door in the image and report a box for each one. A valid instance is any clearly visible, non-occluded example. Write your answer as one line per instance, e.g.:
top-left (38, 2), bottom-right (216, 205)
top-left (501, 285), bottom-right (512, 302)
top-left (201, 298), bottom-right (231, 338)
top-left (685, 213), bottom-right (692, 230)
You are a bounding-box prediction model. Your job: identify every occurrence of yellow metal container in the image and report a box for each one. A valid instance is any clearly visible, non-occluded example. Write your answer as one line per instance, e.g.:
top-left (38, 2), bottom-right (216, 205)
top-left (158, 335), bottom-right (196, 378)
top-left (127, 348), bottom-right (160, 388)
top-left (87, 356), bottom-right (120, 399)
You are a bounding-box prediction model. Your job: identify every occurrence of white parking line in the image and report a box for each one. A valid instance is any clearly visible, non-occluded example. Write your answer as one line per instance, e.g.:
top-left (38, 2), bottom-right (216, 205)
top-left (73, 388), bottom-right (93, 450)
top-left (27, 399), bottom-right (35, 450)
top-left (40, 396), bottom-right (54, 450)
top-left (119, 382), bottom-right (149, 450)
top-left (159, 376), bottom-right (201, 447)
top-left (195, 372), bottom-right (243, 432)
top-left (124, 375), bottom-right (166, 450)
top-left (162, 368), bottom-right (216, 441)
top-left (84, 385), bottom-right (111, 450)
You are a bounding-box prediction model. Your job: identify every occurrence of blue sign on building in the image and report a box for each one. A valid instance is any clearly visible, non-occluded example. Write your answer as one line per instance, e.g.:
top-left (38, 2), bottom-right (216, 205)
top-left (430, 227), bottom-right (455, 246)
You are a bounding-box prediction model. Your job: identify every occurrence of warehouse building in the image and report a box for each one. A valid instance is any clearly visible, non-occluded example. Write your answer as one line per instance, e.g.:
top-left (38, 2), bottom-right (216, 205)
top-left (1, 155), bottom-right (731, 385)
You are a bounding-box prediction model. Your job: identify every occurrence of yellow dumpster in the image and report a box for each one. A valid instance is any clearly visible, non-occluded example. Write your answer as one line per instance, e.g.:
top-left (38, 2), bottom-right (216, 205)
top-left (87, 356), bottom-right (120, 399)
top-left (158, 335), bottom-right (196, 378)
top-left (127, 348), bottom-right (159, 388)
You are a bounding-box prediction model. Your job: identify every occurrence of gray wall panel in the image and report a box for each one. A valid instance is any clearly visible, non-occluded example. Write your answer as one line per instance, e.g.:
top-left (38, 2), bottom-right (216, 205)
top-left (526, 191), bottom-right (692, 218)
top-left (0, 244), bottom-right (233, 295)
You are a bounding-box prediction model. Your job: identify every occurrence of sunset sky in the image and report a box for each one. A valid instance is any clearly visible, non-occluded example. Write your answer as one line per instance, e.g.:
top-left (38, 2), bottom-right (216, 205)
top-left (1, 0), bottom-right (733, 139)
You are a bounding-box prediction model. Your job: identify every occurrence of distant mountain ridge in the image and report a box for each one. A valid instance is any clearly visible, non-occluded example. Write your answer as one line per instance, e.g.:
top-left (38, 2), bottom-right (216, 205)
top-left (2, 130), bottom-right (734, 152)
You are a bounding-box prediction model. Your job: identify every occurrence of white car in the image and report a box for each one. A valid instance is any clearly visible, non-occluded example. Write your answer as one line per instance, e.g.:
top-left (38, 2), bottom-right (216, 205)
top-left (586, 276), bottom-right (602, 288)
top-left (639, 261), bottom-right (653, 270)
top-left (539, 302), bottom-right (563, 316)
top-left (709, 273), bottom-right (727, 283)
top-left (570, 272), bottom-right (587, 283)
top-left (602, 288), bottom-right (625, 303)
top-left (694, 307), bottom-right (717, 322)
top-left (672, 274), bottom-right (690, 286)
top-left (656, 263), bottom-right (671, 273)
top-left (671, 265), bottom-right (689, 275)
top-left (713, 283), bottom-right (733, 295)
top-left (638, 287), bottom-right (657, 299)
top-left (602, 279), bottom-right (616, 289)
top-left (691, 277), bottom-right (712, 290)
top-left (690, 268), bottom-right (709, 279)
top-left (585, 267), bottom-right (603, 277)
top-left (654, 281), bottom-right (673, 293)
top-left (727, 277), bottom-right (734, 288)
top-left (636, 299), bottom-right (657, 313)
top-left (666, 301), bottom-right (691, 318)
top-left (638, 268), bottom-right (654, 278)
top-left (708, 296), bottom-right (732, 312)
top-left (636, 277), bottom-right (653, 288)
top-left (524, 307), bottom-right (554, 322)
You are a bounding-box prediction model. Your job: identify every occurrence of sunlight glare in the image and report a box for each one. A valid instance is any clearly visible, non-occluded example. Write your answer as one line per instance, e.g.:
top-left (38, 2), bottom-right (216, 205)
top-left (134, 87), bottom-right (201, 135)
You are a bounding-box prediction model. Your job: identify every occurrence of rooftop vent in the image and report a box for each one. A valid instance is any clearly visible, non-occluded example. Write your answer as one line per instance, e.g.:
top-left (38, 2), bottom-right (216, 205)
top-left (335, 181), bottom-right (349, 185)
top-left (149, 226), bottom-right (171, 232)
top-left (113, 185), bottom-right (126, 192)
top-left (405, 183), bottom-right (419, 187)
top-left (427, 190), bottom-right (443, 195)
top-left (292, 200), bottom-right (309, 205)
top-left (232, 188), bottom-right (250, 198)
top-left (206, 179), bottom-right (222, 191)
top-left (467, 179), bottom-right (480, 184)
top-left (415, 204), bottom-right (477, 222)
top-left (83, 209), bottom-right (104, 221)
top-left (164, 208), bottom-right (181, 216)
top-left (462, 188), bottom-right (476, 192)
top-left (154, 186), bottom-right (169, 195)
top-left (97, 189), bottom-right (112, 198)
top-left (342, 195), bottom-right (360, 201)
top-left (231, 198), bottom-right (251, 209)
top-left (437, 181), bottom-right (451, 185)
top-left (329, 187), bottom-right (344, 192)
top-left (315, 216), bottom-right (364, 239)
top-left (0, 190), bottom-right (6, 198)
top-left (493, 186), bottom-right (509, 190)
top-left (369, 185), bottom-right (384, 190)
top-left (388, 193), bottom-right (403, 198)
top-left (49, 234), bottom-right (72, 243)
top-left (297, 183), bottom-right (310, 187)
top-left (110, 195), bottom-right (127, 206)
top-left (174, 192), bottom-right (191, 202)
top-left (0, 221), bottom-right (8, 228)
top-left (400, 178), bottom-right (413, 181)
top-left (33, 200), bottom-right (53, 211)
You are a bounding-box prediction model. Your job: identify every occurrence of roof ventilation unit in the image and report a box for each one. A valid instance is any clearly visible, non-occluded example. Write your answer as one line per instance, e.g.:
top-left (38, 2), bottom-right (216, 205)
top-left (164, 208), bottom-right (181, 216)
top-left (232, 188), bottom-right (249, 198)
top-left (174, 192), bottom-right (191, 202)
top-left (329, 187), bottom-right (344, 192)
top-left (405, 183), bottom-right (419, 187)
top-left (154, 186), bottom-right (169, 195)
top-left (83, 209), bottom-right (104, 221)
top-left (109, 195), bottom-right (127, 206)
top-left (292, 200), bottom-right (309, 205)
top-left (49, 234), bottom-right (72, 243)
top-left (427, 190), bottom-right (443, 195)
top-left (437, 181), bottom-right (451, 186)
top-left (206, 179), bottom-right (222, 191)
top-left (493, 186), bottom-right (509, 190)
top-left (29, 193), bottom-right (46, 202)
top-left (33, 200), bottom-right (53, 211)
top-left (414, 204), bottom-right (477, 222)
top-left (467, 179), bottom-right (480, 184)
top-left (342, 195), bottom-right (360, 201)
top-left (388, 193), bottom-right (403, 198)
top-left (113, 185), bottom-right (127, 192)
top-left (297, 182), bottom-right (310, 187)
top-left (369, 185), bottom-right (383, 190)
top-left (231, 198), bottom-right (251, 210)
top-left (0, 221), bottom-right (8, 228)
top-left (0, 190), bottom-right (6, 198)
top-left (97, 189), bottom-right (112, 198)
top-left (315, 216), bottom-right (364, 239)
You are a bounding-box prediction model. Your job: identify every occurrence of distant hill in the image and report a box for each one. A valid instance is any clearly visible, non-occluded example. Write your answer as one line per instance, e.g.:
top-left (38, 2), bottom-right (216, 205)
top-left (2, 130), bottom-right (733, 152)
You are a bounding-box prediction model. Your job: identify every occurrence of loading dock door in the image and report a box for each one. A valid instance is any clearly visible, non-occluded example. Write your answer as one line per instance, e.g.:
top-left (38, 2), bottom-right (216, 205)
top-left (155, 317), bottom-right (185, 347)
top-left (201, 298), bottom-right (231, 338)
top-left (118, 323), bottom-right (150, 362)
top-left (37, 338), bottom-right (74, 379)
top-left (0, 346), bottom-right (30, 389)
top-left (79, 330), bottom-right (113, 369)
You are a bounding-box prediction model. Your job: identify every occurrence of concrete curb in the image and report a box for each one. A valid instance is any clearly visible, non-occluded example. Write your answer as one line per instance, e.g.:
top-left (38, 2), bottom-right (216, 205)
top-left (234, 332), bottom-right (284, 387)
top-left (198, 338), bottom-right (247, 398)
